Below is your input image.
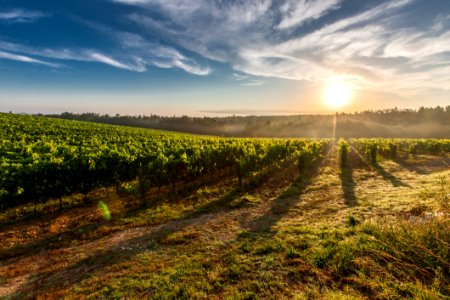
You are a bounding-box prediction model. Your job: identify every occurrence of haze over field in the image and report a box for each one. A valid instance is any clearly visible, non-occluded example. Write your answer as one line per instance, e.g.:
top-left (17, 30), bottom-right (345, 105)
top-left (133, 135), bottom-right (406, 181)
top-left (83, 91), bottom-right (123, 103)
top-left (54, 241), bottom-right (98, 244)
top-left (1, 0), bottom-right (449, 115)
top-left (1, 2), bottom-right (450, 298)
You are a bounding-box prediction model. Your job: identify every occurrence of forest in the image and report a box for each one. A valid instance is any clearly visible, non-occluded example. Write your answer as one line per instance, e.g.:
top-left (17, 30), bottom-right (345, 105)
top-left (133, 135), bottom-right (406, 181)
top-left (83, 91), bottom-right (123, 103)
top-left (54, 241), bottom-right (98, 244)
top-left (46, 106), bottom-right (450, 138)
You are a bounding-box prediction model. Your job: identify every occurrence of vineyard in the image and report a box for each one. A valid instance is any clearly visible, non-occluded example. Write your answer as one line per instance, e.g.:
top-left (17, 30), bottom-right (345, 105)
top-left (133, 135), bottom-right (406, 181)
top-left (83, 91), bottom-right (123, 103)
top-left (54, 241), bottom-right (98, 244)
top-left (351, 138), bottom-right (450, 163)
top-left (1, 113), bottom-right (449, 299)
top-left (0, 113), bottom-right (329, 209)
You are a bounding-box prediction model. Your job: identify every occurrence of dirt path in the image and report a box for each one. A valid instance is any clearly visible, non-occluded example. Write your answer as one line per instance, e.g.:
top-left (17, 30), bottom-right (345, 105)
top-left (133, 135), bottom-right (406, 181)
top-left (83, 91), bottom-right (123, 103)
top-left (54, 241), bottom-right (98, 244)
top-left (0, 158), bottom-right (303, 298)
top-left (1, 148), bottom-right (448, 298)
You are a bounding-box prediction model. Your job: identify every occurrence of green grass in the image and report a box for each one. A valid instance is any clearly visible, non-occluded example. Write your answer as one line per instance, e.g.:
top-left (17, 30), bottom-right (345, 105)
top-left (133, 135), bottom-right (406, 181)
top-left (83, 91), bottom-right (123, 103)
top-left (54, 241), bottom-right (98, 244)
top-left (1, 150), bottom-right (449, 299)
top-left (66, 211), bottom-right (449, 299)
top-left (229, 194), bottom-right (261, 208)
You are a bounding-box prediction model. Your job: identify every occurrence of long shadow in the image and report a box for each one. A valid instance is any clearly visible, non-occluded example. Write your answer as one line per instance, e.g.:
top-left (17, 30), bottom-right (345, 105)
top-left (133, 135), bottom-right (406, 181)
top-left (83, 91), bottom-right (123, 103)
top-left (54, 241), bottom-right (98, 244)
top-left (0, 195), bottom-right (105, 231)
top-left (339, 149), bottom-right (359, 207)
top-left (0, 171), bottom-right (243, 261)
top-left (391, 156), bottom-right (450, 175)
top-left (242, 155), bottom-right (326, 233)
top-left (373, 163), bottom-right (411, 188)
top-left (348, 144), bottom-right (411, 188)
top-left (0, 191), bottom-right (179, 261)
top-left (340, 167), bottom-right (357, 207)
top-left (0, 165), bottom-right (237, 231)
top-left (0, 222), bottom-right (102, 260)
top-left (5, 163), bottom-right (294, 298)
top-left (0, 177), bottom-right (245, 261)
top-left (392, 157), bottom-right (429, 175)
top-left (6, 188), bottom-right (241, 298)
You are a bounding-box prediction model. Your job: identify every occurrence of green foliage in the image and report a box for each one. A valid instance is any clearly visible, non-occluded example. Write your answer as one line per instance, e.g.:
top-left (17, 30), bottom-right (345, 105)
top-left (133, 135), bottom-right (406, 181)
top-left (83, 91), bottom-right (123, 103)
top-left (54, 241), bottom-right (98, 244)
top-left (0, 113), bottom-right (330, 209)
top-left (338, 138), bottom-right (349, 168)
top-left (297, 141), bottom-right (329, 176)
top-left (351, 138), bottom-right (450, 162)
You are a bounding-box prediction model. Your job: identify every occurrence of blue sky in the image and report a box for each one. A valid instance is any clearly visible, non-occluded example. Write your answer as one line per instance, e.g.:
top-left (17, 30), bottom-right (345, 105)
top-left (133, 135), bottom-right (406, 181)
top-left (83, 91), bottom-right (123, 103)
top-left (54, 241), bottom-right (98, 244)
top-left (0, 0), bottom-right (449, 115)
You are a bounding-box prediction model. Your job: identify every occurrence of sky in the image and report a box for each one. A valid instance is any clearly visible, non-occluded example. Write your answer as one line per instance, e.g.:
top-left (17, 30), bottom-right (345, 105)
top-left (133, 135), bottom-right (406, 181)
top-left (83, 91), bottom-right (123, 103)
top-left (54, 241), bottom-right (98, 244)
top-left (0, 0), bottom-right (449, 116)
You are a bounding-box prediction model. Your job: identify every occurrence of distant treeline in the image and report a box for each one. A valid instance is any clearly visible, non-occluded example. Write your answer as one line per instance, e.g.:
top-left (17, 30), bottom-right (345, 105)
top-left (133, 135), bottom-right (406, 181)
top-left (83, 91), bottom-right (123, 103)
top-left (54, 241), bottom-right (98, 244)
top-left (46, 106), bottom-right (450, 138)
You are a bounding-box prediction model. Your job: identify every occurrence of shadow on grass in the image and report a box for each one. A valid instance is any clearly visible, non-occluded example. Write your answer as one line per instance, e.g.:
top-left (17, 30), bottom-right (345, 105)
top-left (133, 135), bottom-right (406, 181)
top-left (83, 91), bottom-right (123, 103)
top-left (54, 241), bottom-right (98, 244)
top-left (391, 156), bottom-right (450, 175)
top-left (243, 155), bottom-right (326, 233)
top-left (348, 143), bottom-right (410, 188)
top-left (373, 163), bottom-right (411, 188)
top-left (392, 157), bottom-right (429, 175)
top-left (0, 177), bottom-right (241, 259)
top-left (340, 167), bottom-right (357, 207)
top-left (6, 189), bottom-right (242, 298)
top-left (0, 192), bottom-right (172, 261)
top-left (338, 148), bottom-right (363, 207)
top-left (5, 162), bottom-right (295, 298)
top-left (0, 167), bottom-right (236, 230)
top-left (0, 195), bottom-right (102, 231)
top-left (0, 171), bottom-right (242, 261)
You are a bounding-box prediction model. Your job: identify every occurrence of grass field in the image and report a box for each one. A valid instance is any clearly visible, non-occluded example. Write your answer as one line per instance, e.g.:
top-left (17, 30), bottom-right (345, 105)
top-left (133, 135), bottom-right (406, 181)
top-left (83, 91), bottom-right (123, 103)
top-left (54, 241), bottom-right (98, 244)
top-left (0, 145), bottom-right (449, 299)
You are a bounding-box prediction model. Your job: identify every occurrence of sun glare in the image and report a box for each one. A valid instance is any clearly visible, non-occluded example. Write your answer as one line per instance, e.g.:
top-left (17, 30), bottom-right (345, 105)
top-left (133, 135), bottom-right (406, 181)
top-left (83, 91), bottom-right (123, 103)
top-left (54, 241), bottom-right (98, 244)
top-left (323, 80), bottom-right (353, 109)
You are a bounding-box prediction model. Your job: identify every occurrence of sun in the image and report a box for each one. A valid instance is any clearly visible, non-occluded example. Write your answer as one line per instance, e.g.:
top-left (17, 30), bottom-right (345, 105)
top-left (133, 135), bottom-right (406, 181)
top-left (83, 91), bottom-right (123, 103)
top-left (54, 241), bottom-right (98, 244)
top-left (323, 80), bottom-right (353, 109)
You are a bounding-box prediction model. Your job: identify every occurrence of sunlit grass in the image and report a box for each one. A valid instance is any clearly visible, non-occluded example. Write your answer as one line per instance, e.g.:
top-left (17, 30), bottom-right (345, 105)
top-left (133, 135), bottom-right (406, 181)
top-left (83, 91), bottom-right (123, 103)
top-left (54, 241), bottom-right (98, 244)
top-left (1, 151), bottom-right (449, 299)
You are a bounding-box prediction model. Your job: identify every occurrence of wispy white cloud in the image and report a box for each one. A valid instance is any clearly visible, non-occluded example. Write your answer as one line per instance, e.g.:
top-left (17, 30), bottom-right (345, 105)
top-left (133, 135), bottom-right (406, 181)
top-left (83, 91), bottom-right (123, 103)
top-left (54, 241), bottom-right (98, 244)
top-left (2, 0), bottom-right (450, 100)
top-left (172, 59), bottom-right (210, 76)
top-left (232, 73), bottom-right (265, 86)
top-left (0, 33), bottom-right (210, 75)
top-left (0, 9), bottom-right (210, 75)
top-left (241, 79), bottom-right (265, 87)
top-left (88, 52), bottom-right (145, 72)
top-left (67, 18), bottom-right (211, 75)
top-left (232, 73), bottom-right (249, 81)
top-left (0, 50), bottom-right (58, 67)
top-left (111, 30), bottom-right (211, 75)
top-left (277, 0), bottom-right (342, 29)
top-left (124, 0), bottom-right (273, 63)
top-left (0, 40), bottom-right (144, 71)
top-left (0, 9), bottom-right (47, 23)
top-left (115, 0), bottom-right (450, 98)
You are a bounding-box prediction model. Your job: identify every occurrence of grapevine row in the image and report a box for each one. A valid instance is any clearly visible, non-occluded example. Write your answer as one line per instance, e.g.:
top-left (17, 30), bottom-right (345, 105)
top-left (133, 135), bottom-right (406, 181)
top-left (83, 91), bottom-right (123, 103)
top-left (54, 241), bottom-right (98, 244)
top-left (0, 113), bottom-right (329, 209)
top-left (350, 138), bottom-right (450, 163)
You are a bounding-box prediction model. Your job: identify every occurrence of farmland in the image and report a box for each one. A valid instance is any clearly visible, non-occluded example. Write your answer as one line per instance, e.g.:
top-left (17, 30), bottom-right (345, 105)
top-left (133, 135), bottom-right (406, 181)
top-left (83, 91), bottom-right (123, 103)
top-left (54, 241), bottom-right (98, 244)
top-left (0, 113), bottom-right (327, 209)
top-left (0, 113), bottom-right (449, 299)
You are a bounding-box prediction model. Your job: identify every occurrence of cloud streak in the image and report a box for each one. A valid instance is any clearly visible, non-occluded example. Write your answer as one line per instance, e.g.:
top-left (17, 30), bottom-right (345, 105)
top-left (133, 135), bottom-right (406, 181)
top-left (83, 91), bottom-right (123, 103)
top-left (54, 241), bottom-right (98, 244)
top-left (115, 0), bottom-right (450, 97)
top-left (2, 0), bottom-right (450, 101)
top-left (0, 9), bottom-right (47, 23)
top-left (0, 50), bottom-right (59, 67)
top-left (72, 18), bottom-right (210, 75)
top-left (0, 40), bottom-right (139, 71)
top-left (0, 7), bottom-right (210, 75)
top-left (277, 0), bottom-right (342, 29)
top-left (0, 34), bottom-right (210, 75)
top-left (88, 52), bottom-right (143, 72)
top-left (232, 73), bottom-right (265, 86)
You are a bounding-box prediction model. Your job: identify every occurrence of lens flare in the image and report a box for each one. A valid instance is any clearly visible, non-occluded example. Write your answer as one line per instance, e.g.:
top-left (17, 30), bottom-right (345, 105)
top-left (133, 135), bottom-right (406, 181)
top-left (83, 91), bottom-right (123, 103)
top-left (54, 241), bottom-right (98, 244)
top-left (98, 200), bottom-right (111, 221)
